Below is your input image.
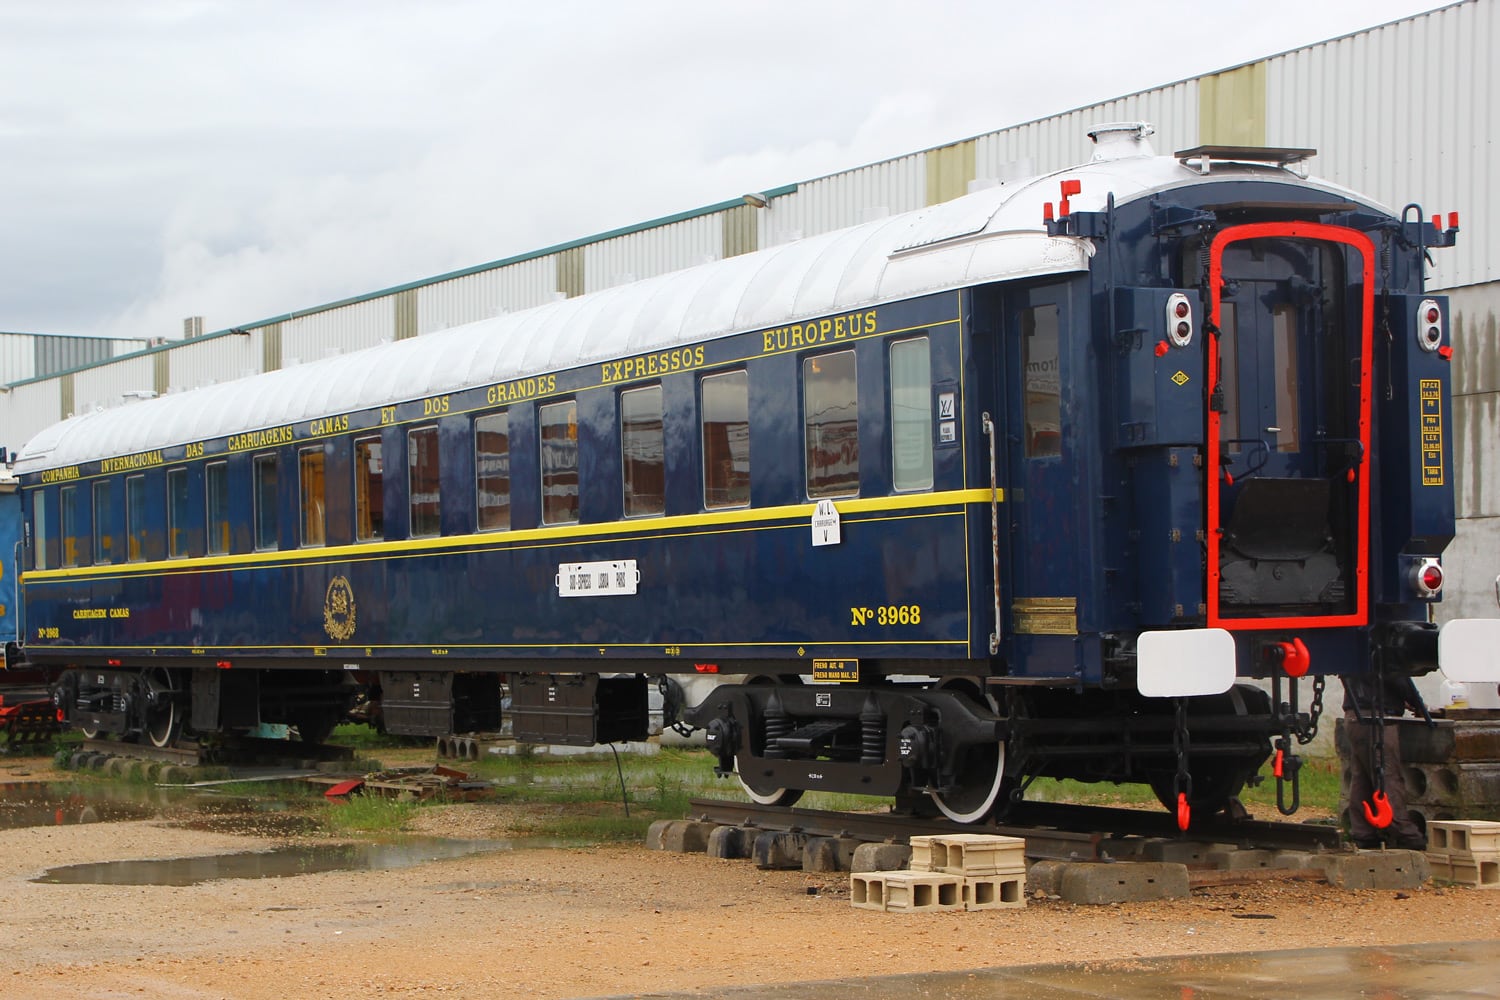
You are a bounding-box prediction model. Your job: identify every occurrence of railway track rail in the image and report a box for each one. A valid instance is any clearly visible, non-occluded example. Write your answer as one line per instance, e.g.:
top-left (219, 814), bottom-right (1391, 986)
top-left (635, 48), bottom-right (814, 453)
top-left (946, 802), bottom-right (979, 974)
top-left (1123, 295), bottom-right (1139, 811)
top-left (687, 797), bottom-right (1343, 860)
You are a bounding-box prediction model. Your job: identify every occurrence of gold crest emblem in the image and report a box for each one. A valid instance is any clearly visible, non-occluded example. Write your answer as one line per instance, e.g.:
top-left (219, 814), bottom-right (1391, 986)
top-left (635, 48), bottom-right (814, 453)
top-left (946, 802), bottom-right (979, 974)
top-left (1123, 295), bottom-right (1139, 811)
top-left (323, 575), bottom-right (357, 642)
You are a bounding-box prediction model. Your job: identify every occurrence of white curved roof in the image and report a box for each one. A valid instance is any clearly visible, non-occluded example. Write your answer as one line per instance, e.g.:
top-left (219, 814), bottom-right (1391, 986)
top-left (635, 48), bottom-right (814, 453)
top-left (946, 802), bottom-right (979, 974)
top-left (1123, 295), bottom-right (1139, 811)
top-left (15, 150), bottom-right (1370, 475)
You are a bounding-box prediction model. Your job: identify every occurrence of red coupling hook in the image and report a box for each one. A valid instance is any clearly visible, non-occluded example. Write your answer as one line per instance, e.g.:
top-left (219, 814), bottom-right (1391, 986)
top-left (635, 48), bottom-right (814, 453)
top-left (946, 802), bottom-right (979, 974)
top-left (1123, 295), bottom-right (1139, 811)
top-left (1363, 789), bottom-right (1395, 829)
top-left (1273, 638), bottom-right (1310, 678)
top-left (1177, 792), bottom-right (1191, 831)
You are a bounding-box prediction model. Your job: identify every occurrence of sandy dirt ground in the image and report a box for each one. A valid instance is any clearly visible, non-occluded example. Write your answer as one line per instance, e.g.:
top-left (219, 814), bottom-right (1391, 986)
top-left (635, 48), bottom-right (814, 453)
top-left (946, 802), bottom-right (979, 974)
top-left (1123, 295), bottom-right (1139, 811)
top-left (2, 756), bottom-right (1498, 1000)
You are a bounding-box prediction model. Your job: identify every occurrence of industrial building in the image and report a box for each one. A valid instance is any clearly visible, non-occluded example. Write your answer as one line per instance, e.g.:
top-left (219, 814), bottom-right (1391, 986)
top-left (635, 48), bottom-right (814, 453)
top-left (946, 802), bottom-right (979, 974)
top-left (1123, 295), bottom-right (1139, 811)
top-left (2, 0), bottom-right (1494, 619)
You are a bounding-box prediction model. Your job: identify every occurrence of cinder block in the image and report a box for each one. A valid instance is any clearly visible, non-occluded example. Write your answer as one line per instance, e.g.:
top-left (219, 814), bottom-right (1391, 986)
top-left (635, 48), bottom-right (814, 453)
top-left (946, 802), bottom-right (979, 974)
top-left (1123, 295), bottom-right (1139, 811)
top-left (1427, 820), bottom-right (1500, 857)
top-left (911, 834), bottom-right (1026, 875)
top-left (706, 825), bottom-right (754, 860)
top-left (803, 836), bottom-right (860, 873)
top-left (1431, 855), bottom-right (1500, 888)
top-left (851, 842), bottom-right (911, 873)
top-left (908, 835), bottom-right (935, 872)
top-left (964, 873), bottom-right (1026, 910)
top-left (753, 831), bottom-right (810, 870)
top-left (1057, 862), bottom-right (1190, 905)
top-left (881, 871), bottom-right (965, 913)
top-left (1324, 850), bottom-right (1430, 890)
top-left (850, 872), bottom-right (887, 910)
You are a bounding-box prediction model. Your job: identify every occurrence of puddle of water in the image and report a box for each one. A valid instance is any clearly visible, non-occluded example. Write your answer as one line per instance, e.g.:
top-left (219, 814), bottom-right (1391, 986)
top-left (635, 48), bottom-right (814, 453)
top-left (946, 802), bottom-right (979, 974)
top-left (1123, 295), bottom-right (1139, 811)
top-left (0, 779), bottom-right (301, 833)
top-left (32, 837), bottom-right (523, 886)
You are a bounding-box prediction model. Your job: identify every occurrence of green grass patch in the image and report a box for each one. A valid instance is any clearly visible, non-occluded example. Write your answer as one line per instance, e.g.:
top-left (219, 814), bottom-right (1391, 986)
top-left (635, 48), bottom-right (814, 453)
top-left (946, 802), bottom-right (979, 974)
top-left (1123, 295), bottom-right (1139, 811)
top-left (323, 793), bottom-right (419, 834)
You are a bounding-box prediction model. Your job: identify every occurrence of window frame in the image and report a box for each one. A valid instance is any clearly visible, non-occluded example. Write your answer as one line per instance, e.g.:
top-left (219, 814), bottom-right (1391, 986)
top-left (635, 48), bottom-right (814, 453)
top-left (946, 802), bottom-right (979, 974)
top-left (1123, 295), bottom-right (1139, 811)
top-left (802, 349), bottom-right (860, 500)
top-left (407, 425), bottom-right (442, 538)
top-left (889, 337), bottom-right (934, 493)
top-left (539, 399), bottom-right (580, 526)
top-left (92, 479), bottom-right (112, 565)
top-left (252, 454), bottom-right (279, 551)
top-left (299, 446), bottom-right (327, 548)
top-left (354, 435), bottom-right (384, 542)
top-left (700, 369), bottom-right (750, 510)
top-left (166, 466), bottom-right (190, 558)
top-left (125, 474), bottom-right (148, 562)
top-left (474, 412), bottom-right (511, 532)
top-left (60, 484), bottom-right (80, 567)
top-left (620, 384), bottom-right (665, 518)
top-left (205, 460), bottom-right (230, 555)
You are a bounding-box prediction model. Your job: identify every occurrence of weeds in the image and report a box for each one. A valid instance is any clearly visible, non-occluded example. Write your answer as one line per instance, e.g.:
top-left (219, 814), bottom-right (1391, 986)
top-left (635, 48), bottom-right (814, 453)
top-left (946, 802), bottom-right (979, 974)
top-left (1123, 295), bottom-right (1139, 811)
top-left (324, 793), bottom-right (419, 834)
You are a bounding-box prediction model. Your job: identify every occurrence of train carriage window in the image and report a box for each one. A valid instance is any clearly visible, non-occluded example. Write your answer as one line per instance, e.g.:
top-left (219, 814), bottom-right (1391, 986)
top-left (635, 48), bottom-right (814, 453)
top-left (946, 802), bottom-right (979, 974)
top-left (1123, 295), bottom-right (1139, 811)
top-left (126, 474), bottom-right (147, 561)
top-left (60, 485), bottom-right (80, 567)
top-left (474, 414), bottom-right (510, 531)
top-left (1271, 305), bottom-right (1301, 453)
top-left (253, 455), bottom-right (278, 551)
top-left (701, 370), bottom-right (749, 509)
top-left (1217, 302), bottom-right (1241, 453)
top-left (167, 467), bottom-right (190, 558)
top-left (92, 480), bottom-right (112, 564)
top-left (354, 436), bottom-right (384, 541)
top-left (890, 338), bottom-right (933, 492)
top-left (621, 386), bottom-right (664, 517)
top-left (1022, 304), bottom-right (1061, 459)
top-left (804, 350), bottom-right (859, 498)
top-left (205, 461), bottom-right (229, 554)
top-left (299, 447), bottom-right (326, 547)
top-left (408, 426), bottom-right (441, 537)
top-left (539, 401), bottom-right (579, 525)
top-left (32, 492), bottom-right (49, 570)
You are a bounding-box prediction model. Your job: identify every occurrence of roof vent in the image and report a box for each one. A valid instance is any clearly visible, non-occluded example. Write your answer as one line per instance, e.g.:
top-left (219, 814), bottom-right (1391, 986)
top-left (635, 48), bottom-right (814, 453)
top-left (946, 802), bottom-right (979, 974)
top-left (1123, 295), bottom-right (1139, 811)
top-left (1089, 122), bottom-right (1156, 161)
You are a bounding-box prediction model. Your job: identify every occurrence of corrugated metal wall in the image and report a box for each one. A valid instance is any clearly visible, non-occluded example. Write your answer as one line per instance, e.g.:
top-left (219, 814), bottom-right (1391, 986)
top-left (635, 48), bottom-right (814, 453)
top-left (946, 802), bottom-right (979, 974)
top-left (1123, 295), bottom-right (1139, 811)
top-left (71, 354), bottom-right (157, 416)
top-left (280, 297), bottom-right (394, 365)
top-left (165, 331), bottom-right (265, 390)
top-left (767, 156), bottom-right (925, 247)
top-left (0, 378), bottom-right (61, 454)
top-left (0, 333), bottom-right (151, 386)
top-left (583, 213), bottom-right (722, 293)
top-left (1268, 0), bottom-right (1494, 291)
top-left (416, 256), bottom-right (556, 334)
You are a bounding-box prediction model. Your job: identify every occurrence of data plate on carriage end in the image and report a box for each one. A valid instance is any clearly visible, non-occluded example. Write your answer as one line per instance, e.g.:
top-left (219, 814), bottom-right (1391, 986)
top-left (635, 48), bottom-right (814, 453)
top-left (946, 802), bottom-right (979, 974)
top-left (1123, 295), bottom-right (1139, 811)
top-left (812, 658), bottom-right (860, 683)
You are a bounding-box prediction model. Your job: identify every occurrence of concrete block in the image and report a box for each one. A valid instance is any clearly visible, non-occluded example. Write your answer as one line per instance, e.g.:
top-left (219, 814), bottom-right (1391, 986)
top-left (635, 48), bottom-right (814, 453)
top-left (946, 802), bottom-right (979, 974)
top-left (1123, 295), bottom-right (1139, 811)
top-left (753, 831), bottom-right (810, 870)
top-left (850, 842), bottom-right (911, 873)
top-left (802, 836), bottom-right (859, 873)
top-left (658, 820), bottom-right (714, 854)
top-left (706, 825), bottom-right (754, 860)
top-left (1026, 860), bottom-right (1069, 897)
top-left (1057, 862), bottom-right (1190, 905)
top-left (1324, 850), bottom-right (1430, 890)
top-left (1427, 820), bottom-right (1500, 857)
top-left (1270, 851), bottom-right (1321, 870)
top-left (910, 834), bottom-right (1025, 875)
top-left (1204, 848), bottom-right (1279, 871)
top-left (1431, 855), bottom-right (1500, 888)
top-left (644, 819), bottom-right (674, 851)
top-left (964, 873), bottom-right (1026, 910)
top-left (1138, 839), bottom-right (1224, 865)
top-left (852, 871), bottom-right (964, 913)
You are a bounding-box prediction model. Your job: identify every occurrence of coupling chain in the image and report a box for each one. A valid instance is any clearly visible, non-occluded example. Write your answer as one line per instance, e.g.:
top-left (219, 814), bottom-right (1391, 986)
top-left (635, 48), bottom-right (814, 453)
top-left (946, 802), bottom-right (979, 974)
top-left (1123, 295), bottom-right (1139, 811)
top-left (1296, 674), bottom-right (1326, 746)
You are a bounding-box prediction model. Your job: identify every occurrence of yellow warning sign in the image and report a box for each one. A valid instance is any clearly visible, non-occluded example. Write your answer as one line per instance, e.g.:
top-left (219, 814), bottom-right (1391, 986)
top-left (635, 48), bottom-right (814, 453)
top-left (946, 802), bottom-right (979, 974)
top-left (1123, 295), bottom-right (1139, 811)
top-left (1419, 379), bottom-right (1444, 486)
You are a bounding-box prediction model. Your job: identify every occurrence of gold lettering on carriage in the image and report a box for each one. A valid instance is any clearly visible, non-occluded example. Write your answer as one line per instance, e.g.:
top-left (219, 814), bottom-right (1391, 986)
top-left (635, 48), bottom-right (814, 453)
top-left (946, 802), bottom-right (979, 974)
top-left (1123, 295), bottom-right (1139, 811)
top-left (599, 347), bottom-right (704, 384)
top-left (760, 310), bottom-right (877, 355)
top-left (228, 426), bottom-right (295, 452)
top-left (487, 374), bottom-right (557, 404)
top-left (40, 466), bottom-right (81, 483)
top-left (100, 450), bottom-right (165, 473)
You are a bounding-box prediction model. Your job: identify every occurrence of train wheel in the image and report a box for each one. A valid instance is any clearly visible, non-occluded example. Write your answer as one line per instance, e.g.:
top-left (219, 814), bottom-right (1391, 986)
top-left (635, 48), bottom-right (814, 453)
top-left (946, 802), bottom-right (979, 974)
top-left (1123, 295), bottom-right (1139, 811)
top-left (735, 675), bottom-right (803, 807)
top-left (144, 669), bottom-right (181, 748)
top-left (78, 724), bottom-right (107, 740)
top-left (930, 679), bottom-right (1007, 824)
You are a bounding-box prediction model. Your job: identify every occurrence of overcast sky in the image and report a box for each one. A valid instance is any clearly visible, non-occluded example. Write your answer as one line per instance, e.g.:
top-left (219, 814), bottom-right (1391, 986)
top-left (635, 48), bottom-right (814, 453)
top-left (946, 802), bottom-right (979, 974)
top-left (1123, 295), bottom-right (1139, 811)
top-left (0, 0), bottom-right (1450, 341)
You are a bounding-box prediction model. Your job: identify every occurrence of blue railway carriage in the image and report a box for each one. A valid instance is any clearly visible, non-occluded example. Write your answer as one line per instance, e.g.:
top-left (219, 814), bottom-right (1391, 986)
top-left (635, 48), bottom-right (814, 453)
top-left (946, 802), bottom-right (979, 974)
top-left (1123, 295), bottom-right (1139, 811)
top-left (16, 124), bottom-right (1500, 826)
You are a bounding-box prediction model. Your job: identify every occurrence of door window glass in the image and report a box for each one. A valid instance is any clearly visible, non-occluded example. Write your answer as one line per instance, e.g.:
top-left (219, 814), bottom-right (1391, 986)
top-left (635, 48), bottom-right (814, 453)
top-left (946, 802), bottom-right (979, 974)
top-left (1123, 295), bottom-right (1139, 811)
top-left (167, 467), bottom-right (190, 557)
top-left (60, 486), bottom-right (79, 567)
top-left (621, 386), bottom-right (664, 517)
top-left (300, 448), bottom-right (326, 546)
top-left (408, 427), bottom-right (441, 537)
top-left (253, 455), bottom-right (278, 551)
top-left (1271, 305), bottom-right (1300, 452)
top-left (355, 437), bottom-right (384, 540)
top-left (804, 351), bottom-right (859, 498)
top-left (701, 371), bottom-right (749, 509)
top-left (93, 480), bottom-right (112, 564)
top-left (1022, 305), bottom-right (1061, 458)
top-left (206, 462), bottom-right (229, 554)
top-left (475, 414), bottom-right (510, 531)
top-left (540, 401), bottom-right (579, 525)
top-left (890, 338), bottom-right (933, 492)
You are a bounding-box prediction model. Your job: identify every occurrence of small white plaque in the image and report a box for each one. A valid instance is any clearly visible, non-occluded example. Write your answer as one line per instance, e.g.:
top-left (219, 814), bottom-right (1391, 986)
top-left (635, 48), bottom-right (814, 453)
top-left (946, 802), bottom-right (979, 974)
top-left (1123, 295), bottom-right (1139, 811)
top-left (811, 499), bottom-right (841, 547)
top-left (939, 421), bottom-right (956, 443)
top-left (938, 392), bottom-right (956, 419)
top-left (556, 560), bottom-right (640, 597)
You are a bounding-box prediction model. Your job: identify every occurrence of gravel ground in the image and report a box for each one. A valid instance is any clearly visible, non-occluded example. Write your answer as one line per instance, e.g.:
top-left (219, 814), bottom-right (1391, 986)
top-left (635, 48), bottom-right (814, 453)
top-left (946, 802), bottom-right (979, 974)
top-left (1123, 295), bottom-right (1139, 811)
top-left (2, 756), bottom-right (1498, 999)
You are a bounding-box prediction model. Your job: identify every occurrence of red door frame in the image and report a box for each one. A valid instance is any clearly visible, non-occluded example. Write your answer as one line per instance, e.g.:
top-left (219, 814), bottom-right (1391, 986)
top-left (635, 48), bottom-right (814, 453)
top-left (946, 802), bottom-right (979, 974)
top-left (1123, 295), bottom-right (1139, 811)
top-left (1205, 222), bottom-right (1375, 630)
